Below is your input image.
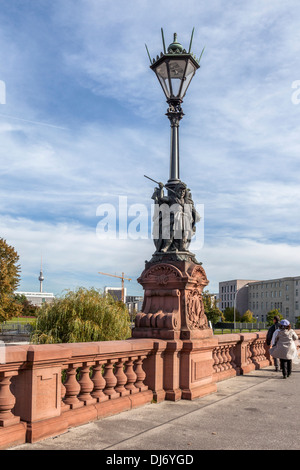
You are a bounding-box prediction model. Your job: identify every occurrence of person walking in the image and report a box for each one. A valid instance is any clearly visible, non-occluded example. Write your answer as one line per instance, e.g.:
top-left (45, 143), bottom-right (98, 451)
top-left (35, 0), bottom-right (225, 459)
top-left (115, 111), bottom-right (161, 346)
top-left (270, 319), bottom-right (298, 379)
top-left (266, 315), bottom-right (280, 371)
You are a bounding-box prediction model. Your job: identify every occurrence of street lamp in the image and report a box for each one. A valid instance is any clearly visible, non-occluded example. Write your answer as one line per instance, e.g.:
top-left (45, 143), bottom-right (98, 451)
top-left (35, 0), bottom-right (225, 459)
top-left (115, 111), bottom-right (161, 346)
top-left (146, 29), bottom-right (204, 184)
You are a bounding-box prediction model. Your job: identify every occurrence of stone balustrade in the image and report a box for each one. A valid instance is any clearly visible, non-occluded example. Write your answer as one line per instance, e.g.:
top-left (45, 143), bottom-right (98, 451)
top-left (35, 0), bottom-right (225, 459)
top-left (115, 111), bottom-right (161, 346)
top-left (0, 330), bottom-right (299, 449)
top-left (212, 332), bottom-right (274, 382)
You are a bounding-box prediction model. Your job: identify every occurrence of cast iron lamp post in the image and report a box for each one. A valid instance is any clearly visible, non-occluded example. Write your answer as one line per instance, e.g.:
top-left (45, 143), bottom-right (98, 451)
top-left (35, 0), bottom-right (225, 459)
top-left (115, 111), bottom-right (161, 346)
top-left (133, 32), bottom-right (213, 346)
top-left (146, 29), bottom-right (204, 184)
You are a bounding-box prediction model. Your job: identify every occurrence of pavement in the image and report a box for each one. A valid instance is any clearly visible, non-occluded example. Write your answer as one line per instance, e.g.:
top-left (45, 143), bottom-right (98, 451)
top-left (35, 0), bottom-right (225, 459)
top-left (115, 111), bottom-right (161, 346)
top-left (11, 363), bottom-right (300, 451)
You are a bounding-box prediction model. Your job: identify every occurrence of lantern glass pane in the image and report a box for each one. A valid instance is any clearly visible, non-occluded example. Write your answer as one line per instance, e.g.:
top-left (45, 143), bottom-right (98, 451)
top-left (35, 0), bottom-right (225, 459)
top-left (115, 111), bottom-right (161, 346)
top-left (155, 62), bottom-right (171, 98)
top-left (168, 59), bottom-right (186, 98)
top-left (180, 60), bottom-right (197, 99)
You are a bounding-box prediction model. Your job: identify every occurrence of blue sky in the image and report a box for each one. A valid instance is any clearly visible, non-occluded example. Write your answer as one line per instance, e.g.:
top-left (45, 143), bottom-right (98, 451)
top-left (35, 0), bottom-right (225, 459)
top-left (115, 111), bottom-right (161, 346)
top-left (1, 0), bottom-right (300, 297)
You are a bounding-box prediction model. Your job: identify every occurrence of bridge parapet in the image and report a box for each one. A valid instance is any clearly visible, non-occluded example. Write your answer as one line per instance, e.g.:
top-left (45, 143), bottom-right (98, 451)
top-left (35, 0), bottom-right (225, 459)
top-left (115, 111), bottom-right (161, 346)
top-left (0, 330), bottom-right (299, 449)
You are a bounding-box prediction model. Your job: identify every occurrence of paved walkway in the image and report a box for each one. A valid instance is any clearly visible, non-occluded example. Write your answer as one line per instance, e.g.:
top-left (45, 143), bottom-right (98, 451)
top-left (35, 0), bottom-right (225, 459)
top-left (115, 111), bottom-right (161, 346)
top-left (12, 364), bottom-right (300, 451)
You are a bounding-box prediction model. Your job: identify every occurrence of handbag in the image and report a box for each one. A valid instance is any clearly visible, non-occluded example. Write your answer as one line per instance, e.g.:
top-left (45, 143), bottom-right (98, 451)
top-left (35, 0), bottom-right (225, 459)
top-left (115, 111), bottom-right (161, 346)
top-left (291, 340), bottom-right (300, 364)
top-left (269, 345), bottom-right (278, 358)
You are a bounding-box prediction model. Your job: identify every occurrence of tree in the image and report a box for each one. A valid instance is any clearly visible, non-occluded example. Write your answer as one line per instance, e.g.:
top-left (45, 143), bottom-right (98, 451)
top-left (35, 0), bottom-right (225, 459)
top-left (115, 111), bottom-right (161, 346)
top-left (0, 238), bottom-right (22, 321)
top-left (223, 306), bottom-right (241, 322)
top-left (266, 309), bottom-right (283, 326)
top-left (14, 294), bottom-right (38, 317)
top-left (31, 287), bottom-right (132, 344)
top-left (202, 290), bottom-right (223, 325)
top-left (241, 309), bottom-right (255, 323)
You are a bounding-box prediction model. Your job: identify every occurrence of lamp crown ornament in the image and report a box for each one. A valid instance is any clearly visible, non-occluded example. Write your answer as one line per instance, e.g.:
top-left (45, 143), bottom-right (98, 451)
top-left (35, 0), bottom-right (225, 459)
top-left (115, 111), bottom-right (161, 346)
top-left (167, 33), bottom-right (184, 53)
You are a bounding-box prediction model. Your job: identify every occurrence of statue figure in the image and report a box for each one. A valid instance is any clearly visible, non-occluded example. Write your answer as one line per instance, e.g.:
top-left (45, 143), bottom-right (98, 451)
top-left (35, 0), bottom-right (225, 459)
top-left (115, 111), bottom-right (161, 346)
top-left (151, 180), bottom-right (200, 254)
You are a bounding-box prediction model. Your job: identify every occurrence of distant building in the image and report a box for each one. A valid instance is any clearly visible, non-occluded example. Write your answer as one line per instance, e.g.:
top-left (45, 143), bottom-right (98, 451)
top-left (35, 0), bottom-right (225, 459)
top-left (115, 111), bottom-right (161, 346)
top-left (126, 295), bottom-right (143, 315)
top-left (104, 288), bottom-right (143, 315)
top-left (15, 291), bottom-right (55, 307)
top-left (247, 276), bottom-right (300, 323)
top-left (104, 287), bottom-right (127, 302)
top-left (219, 276), bottom-right (300, 323)
top-left (219, 280), bottom-right (259, 315)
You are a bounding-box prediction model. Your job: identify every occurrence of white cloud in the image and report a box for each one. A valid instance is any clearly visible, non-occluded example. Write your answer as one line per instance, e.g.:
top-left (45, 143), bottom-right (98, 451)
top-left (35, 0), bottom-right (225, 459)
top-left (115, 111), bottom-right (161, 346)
top-left (1, 0), bottom-right (300, 296)
top-left (0, 214), bottom-right (152, 296)
top-left (199, 236), bottom-right (300, 293)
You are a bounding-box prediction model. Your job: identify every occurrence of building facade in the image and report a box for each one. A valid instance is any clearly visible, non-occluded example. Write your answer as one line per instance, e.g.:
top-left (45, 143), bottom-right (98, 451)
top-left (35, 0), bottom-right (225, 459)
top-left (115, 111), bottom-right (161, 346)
top-left (126, 295), bottom-right (144, 316)
top-left (104, 287), bottom-right (127, 302)
top-left (219, 276), bottom-right (300, 323)
top-left (219, 279), bottom-right (259, 315)
top-left (248, 276), bottom-right (300, 323)
top-left (15, 292), bottom-right (55, 307)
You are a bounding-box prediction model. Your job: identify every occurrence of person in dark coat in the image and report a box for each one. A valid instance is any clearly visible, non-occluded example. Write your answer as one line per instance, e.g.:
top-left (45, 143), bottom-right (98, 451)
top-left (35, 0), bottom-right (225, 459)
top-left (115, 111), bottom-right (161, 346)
top-left (266, 315), bottom-right (280, 371)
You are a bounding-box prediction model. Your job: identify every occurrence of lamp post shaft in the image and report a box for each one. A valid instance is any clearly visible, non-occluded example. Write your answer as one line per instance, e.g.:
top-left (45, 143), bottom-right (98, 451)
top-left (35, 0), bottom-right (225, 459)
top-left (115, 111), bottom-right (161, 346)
top-left (169, 118), bottom-right (179, 181)
top-left (166, 104), bottom-right (184, 183)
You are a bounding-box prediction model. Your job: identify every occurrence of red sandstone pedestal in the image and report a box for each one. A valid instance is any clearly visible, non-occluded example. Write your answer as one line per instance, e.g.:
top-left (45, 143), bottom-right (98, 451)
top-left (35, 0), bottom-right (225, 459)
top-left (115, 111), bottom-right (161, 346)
top-left (133, 258), bottom-right (210, 340)
top-left (132, 256), bottom-right (217, 400)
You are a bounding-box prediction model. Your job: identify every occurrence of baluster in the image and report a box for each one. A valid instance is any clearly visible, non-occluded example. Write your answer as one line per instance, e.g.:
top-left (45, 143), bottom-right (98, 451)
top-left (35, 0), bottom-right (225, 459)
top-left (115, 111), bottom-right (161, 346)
top-left (248, 343), bottom-right (253, 364)
top-left (258, 341), bottom-right (263, 361)
top-left (257, 341), bottom-right (262, 361)
top-left (253, 342), bottom-right (259, 362)
top-left (124, 357), bottom-right (139, 394)
top-left (213, 347), bottom-right (219, 373)
top-left (256, 341), bottom-right (262, 362)
top-left (217, 348), bottom-right (224, 371)
top-left (115, 358), bottom-right (130, 397)
top-left (263, 340), bottom-right (268, 360)
top-left (91, 361), bottom-right (108, 402)
top-left (253, 342), bottom-right (258, 362)
top-left (229, 345), bottom-right (237, 370)
top-left (103, 359), bottom-right (119, 399)
top-left (225, 346), bottom-right (232, 370)
top-left (64, 363), bottom-right (84, 409)
top-left (134, 356), bottom-right (148, 391)
top-left (221, 347), bottom-right (229, 370)
top-left (260, 340), bottom-right (266, 360)
top-left (0, 371), bottom-right (20, 426)
top-left (78, 362), bottom-right (97, 405)
top-left (61, 367), bottom-right (70, 412)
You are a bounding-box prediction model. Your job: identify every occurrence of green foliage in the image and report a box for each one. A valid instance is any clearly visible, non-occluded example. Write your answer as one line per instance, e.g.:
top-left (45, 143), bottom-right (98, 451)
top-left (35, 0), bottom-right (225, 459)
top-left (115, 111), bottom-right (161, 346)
top-left (31, 287), bottom-right (131, 344)
top-left (14, 294), bottom-right (38, 317)
top-left (266, 309), bottom-right (283, 326)
top-left (223, 306), bottom-right (241, 322)
top-left (296, 317), bottom-right (300, 329)
top-left (202, 290), bottom-right (223, 325)
top-left (241, 309), bottom-right (255, 323)
top-left (0, 238), bottom-right (22, 322)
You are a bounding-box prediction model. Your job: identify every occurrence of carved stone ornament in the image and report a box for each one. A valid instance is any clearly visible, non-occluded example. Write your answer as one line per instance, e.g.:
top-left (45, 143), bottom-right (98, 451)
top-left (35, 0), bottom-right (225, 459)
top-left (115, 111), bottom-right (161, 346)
top-left (143, 263), bottom-right (181, 284)
top-left (132, 259), bottom-right (211, 340)
top-left (186, 289), bottom-right (208, 330)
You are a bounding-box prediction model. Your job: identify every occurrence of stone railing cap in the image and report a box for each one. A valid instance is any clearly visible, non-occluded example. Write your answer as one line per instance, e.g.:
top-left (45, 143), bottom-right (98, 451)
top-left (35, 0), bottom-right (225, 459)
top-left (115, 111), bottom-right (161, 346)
top-left (27, 344), bottom-right (72, 363)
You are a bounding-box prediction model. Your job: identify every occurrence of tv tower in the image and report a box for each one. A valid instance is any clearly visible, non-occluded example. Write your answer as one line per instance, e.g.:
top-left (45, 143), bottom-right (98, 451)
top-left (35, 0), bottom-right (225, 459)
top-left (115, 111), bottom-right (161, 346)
top-left (38, 255), bottom-right (44, 293)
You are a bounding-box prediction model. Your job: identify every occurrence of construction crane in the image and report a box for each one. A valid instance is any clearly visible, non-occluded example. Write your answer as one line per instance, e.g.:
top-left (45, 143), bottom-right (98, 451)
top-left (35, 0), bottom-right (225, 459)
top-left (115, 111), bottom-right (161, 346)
top-left (98, 271), bottom-right (132, 303)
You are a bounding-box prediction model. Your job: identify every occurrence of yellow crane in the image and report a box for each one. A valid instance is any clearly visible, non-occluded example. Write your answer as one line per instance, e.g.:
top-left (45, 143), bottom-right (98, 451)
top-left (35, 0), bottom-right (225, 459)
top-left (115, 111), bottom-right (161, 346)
top-left (98, 271), bottom-right (132, 303)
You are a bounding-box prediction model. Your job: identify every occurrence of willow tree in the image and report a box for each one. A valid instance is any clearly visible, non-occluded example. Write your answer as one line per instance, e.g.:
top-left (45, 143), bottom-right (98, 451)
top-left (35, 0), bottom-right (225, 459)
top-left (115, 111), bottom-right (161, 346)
top-left (0, 238), bottom-right (22, 321)
top-left (31, 287), bottom-right (131, 344)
